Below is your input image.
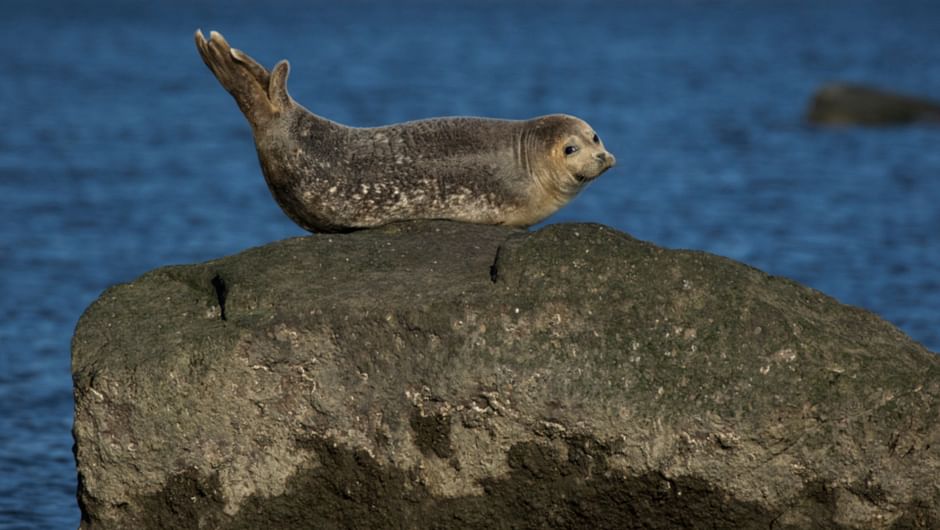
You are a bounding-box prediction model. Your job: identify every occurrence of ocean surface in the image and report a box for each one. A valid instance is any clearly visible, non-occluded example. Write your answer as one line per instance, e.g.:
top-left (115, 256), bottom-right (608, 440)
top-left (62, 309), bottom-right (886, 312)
top-left (2, 0), bottom-right (938, 527)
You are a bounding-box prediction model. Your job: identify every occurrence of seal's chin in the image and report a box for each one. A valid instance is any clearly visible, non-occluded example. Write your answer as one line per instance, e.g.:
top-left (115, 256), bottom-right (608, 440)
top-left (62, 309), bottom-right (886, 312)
top-left (575, 158), bottom-right (615, 183)
top-left (574, 173), bottom-right (594, 184)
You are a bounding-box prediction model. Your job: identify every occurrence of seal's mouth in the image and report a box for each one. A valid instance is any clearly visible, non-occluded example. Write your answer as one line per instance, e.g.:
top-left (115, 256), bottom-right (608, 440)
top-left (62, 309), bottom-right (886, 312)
top-left (575, 152), bottom-right (615, 183)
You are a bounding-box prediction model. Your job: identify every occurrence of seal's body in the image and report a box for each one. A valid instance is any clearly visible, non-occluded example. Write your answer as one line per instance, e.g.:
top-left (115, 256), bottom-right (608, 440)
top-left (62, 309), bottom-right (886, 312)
top-left (196, 31), bottom-right (614, 233)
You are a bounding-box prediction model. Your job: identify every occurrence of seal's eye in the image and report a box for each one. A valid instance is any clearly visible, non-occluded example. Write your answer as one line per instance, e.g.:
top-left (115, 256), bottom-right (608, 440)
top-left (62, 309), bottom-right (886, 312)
top-left (564, 145), bottom-right (579, 156)
top-left (592, 134), bottom-right (600, 144)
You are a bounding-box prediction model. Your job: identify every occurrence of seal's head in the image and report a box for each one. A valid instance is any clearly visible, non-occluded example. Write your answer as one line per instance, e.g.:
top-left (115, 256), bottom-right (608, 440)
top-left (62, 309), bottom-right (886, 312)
top-left (556, 116), bottom-right (615, 184)
top-left (528, 114), bottom-right (615, 199)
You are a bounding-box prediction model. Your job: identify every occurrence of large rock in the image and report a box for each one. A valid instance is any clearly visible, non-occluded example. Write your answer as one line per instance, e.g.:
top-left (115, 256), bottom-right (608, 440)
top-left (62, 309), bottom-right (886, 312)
top-left (72, 221), bottom-right (940, 529)
top-left (807, 82), bottom-right (940, 126)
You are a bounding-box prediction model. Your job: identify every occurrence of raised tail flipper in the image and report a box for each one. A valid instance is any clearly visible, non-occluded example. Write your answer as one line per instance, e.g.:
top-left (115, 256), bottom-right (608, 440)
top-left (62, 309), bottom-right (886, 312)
top-left (194, 30), bottom-right (292, 126)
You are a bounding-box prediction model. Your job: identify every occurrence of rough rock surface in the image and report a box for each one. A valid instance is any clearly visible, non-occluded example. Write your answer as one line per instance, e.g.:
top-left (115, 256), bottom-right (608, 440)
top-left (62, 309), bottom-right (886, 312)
top-left (72, 221), bottom-right (940, 529)
top-left (807, 82), bottom-right (940, 126)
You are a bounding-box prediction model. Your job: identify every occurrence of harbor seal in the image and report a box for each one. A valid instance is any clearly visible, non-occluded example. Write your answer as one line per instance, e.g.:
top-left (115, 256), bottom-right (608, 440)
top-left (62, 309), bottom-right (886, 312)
top-left (195, 30), bottom-right (615, 233)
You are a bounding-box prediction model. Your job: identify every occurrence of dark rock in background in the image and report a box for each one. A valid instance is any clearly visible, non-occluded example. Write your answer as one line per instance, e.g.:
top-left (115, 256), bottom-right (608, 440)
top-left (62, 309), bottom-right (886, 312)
top-left (807, 83), bottom-right (940, 126)
top-left (72, 221), bottom-right (940, 529)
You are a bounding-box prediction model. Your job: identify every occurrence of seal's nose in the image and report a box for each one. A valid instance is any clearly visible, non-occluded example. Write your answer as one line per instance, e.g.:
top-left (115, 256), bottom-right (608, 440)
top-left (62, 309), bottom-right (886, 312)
top-left (597, 152), bottom-right (615, 167)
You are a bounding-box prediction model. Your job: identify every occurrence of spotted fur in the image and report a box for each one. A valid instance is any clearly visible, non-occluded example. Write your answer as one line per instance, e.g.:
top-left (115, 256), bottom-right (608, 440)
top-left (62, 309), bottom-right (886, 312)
top-left (196, 30), bottom-right (615, 233)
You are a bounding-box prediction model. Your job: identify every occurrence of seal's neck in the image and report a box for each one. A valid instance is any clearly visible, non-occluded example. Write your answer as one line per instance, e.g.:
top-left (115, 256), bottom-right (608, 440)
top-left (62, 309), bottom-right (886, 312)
top-left (503, 128), bottom-right (582, 227)
top-left (520, 129), bottom-right (581, 201)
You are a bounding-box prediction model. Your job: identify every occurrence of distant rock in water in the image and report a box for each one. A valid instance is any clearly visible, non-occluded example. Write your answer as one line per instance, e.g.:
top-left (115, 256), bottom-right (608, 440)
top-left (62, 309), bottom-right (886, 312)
top-left (72, 221), bottom-right (940, 529)
top-left (807, 82), bottom-right (940, 126)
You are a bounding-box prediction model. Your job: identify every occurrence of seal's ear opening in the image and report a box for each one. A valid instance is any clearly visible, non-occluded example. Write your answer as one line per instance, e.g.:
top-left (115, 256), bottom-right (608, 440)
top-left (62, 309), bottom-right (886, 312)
top-left (270, 60), bottom-right (291, 111)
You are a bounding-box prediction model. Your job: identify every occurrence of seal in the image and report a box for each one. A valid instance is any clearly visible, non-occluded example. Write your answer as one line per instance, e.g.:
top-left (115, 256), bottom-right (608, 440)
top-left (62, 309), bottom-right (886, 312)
top-left (195, 30), bottom-right (615, 233)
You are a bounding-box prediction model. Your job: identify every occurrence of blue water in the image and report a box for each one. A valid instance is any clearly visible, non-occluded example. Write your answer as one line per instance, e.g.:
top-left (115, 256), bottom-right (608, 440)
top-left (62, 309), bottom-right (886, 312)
top-left (2, 0), bottom-right (938, 527)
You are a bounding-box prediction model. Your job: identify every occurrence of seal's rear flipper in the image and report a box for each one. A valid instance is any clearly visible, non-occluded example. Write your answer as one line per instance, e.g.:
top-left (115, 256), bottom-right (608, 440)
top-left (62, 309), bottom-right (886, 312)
top-left (229, 47), bottom-right (271, 89)
top-left (194, 30), bottom-right (290, 125)
top-left (268, 60), bottom-right (292, 113)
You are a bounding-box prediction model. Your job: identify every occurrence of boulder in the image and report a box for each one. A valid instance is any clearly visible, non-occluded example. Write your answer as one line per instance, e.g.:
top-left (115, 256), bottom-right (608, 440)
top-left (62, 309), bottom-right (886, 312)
top-left (72, 221), bottom-right (940, 529)
top-left (807, 83), bottom-right (940, 126)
